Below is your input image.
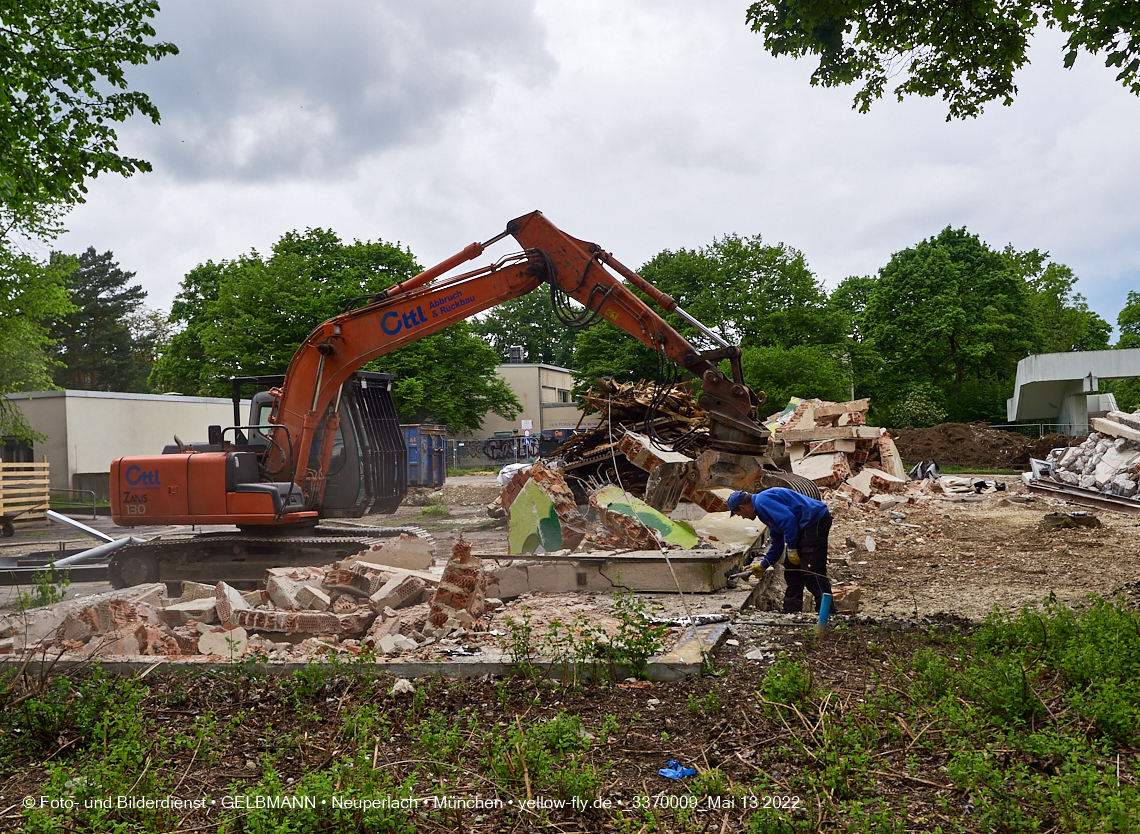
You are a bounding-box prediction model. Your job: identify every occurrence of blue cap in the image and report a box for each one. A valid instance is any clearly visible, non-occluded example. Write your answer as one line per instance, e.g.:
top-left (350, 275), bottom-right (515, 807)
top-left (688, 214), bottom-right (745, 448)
top-left (726, 491), bottom-right (747, 513)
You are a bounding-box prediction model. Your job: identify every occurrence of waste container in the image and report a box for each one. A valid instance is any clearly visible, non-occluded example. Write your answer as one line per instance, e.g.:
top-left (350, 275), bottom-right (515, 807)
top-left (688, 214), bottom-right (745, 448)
top-left (401, 424), bottom-right (447, 487)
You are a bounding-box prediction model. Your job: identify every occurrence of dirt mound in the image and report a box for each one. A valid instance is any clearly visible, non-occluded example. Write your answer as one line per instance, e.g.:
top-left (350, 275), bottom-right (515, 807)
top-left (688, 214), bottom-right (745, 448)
top-left (1012, 432), bottom-right (1088, 466)
top-left (892, 422), bottom-right (1033, 468)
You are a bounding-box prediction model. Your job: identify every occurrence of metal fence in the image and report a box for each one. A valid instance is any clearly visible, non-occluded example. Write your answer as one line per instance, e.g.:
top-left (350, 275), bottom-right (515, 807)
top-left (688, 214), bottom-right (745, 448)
top-left (999, 422), bottom-right (1091, 439)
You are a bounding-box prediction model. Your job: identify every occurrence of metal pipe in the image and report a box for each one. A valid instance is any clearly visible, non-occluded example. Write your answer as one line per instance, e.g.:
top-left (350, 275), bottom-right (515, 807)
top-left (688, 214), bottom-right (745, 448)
top-left (380, 240), bottom-right (486, 300)
top-left (52, 536), bottom-right (148, 567)
top-left (46, 510), bottom-right (114, 543)
top-left (673, 307), bottom-right (730, 348)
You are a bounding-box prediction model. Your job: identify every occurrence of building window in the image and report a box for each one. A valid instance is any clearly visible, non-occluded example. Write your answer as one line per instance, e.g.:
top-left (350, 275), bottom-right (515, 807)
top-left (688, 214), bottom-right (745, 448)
top-left (1, 438), bottom-right (34, 463)
top-left (558, 389), bottom-right (571, 403)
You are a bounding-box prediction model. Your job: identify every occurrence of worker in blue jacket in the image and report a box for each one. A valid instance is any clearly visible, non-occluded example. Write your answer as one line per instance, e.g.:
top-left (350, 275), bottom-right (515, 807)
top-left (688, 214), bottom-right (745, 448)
top-left (727, 488), bottom-right (833, 614)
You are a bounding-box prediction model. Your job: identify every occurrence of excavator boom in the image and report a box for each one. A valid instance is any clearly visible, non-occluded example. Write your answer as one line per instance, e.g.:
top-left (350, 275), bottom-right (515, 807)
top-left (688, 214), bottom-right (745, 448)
top-left (111, 211), bottom-right (774, 534)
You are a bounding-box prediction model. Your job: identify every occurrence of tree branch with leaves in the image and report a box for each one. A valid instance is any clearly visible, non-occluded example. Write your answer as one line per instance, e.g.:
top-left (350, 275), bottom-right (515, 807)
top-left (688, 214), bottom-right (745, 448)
top-left (746, 0), bottom-right (1140, 119)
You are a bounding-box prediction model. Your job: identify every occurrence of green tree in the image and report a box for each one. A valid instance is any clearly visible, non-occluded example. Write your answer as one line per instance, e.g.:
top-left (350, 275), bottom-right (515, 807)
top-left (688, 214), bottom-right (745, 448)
top-left (0, 1), bottom-right (174, 437)
top-left (745, 1), bottom-right (1140, 119)
top-left (1109, 291), bottom-right (1140, 412)
top-left (471, 290), bottom-right (577, 367)
top-left (741, 344), bottom-right (851, 415)
top-left (1004, 247), bottom-right (1111, 353)
top-left (572, 234), bottom-right (843, 385)
top-left (0, 252), bottom-right (74, 440)
top-left (148, 261), bottom-right (224, 396)
top-left (48, 247), bottom-right (150, 391)
top-left (1118, 291), bottom-right (1140, 349)
top-left (368, 327), bottom-right (520, 431)
top-left (123, 305), bottom-right (173, 383)
top-left (572, 322), bottom-right (663, 387)
top-left (825, 274), bottom-right (882, 408)
top-left (0, 0), bottom-right (177, 240)
top-left (862, 227), bottom-right (1037, 422)
top-left (150, 229), bottom-right (520, 434)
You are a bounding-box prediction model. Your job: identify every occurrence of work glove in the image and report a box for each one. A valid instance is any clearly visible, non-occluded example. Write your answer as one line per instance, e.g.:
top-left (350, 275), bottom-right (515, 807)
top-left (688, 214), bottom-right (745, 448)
top-left (786, 548), bottom-right (801, 566)
top-left (747, 562), bottom-right (770, 579)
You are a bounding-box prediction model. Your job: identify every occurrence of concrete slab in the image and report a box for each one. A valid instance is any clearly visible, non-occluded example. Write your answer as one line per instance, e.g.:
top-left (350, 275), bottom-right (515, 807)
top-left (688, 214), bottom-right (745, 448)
top-left (877, 436), bottom-right (909, 481)
top-left (508, 478), bottom-right (573, 554)
top-left (688, 511), bottom-right (765, 553)
top-left (0, 583), bottom-right (167, 651)
top-left (845, 469), bottom-right (876, 498)
top-left (345, 535), bottom-right (433, 571)
top-left (591, 485), bottom-right (700, 549)
top-left (1092, 417), bottom-right (1140, 443)
top-left (792, 452), bottom-right (850, 487)
top-left (486, 549), bottom-right (744, 596)
top-left (0, 620), bottom-right (730, 681)
top-left (813, 398), bottom-right (870, 418)
top-left (504, 462), bottom-right (586, 555)
top-left (160, 598), bottom-right (217, 627)
top-left (780, 426), bottom-right (882, 442)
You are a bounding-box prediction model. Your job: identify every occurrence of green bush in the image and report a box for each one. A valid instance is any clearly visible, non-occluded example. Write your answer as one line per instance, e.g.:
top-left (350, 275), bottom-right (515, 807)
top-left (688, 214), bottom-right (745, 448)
top-left (761, 655), bottom-right (812, 706)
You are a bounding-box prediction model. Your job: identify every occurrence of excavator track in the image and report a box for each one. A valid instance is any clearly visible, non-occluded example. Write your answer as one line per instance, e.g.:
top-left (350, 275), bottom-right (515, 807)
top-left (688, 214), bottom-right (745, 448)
top-left (108, 526), bottom-right (434, 590)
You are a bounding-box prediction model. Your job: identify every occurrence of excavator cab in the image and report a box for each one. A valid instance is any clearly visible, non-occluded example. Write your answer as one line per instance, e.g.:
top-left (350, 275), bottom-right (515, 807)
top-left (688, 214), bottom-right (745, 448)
top-left (230, 372), bottom-right (408, 518)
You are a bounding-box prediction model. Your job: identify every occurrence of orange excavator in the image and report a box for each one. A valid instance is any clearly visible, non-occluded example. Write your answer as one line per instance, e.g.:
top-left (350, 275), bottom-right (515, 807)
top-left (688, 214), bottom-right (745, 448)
top-left (107, 211), bottom-right (807, 587)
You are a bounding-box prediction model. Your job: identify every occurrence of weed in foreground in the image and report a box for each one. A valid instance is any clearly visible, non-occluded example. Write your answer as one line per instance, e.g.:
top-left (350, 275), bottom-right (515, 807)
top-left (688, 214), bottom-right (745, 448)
top-left (14, 564), bottom-right (70, 611)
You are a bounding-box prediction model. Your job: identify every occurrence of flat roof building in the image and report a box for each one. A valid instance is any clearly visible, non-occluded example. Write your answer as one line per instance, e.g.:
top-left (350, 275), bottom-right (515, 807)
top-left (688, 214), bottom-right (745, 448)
top-left (474, 363), bottom-right (599, 437)
top-left (3, 390), bottom-right (243, 501)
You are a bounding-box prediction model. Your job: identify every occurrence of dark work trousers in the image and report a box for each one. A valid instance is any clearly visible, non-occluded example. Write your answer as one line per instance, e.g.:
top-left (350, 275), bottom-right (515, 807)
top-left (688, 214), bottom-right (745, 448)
top-left (782, 511), bottom-right (833, 614)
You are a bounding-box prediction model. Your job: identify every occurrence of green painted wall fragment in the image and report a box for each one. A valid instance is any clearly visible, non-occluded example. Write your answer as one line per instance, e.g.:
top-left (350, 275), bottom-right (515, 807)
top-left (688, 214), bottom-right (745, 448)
top-left (592, 485), bottom-right (700, 549)
top-left (508, 478), bottom-right (564, 554)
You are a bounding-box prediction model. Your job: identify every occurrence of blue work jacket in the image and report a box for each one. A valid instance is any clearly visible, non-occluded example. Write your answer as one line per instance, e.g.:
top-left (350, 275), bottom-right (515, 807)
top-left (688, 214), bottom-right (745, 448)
top-left (751, 488), bottom-right (829, 562)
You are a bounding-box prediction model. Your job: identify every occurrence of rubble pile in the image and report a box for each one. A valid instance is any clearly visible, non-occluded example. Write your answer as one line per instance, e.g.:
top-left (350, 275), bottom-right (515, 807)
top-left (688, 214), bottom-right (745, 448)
top-left (1042, 410), bottom-right (1140, 499)
top-left (770, 398), bottom-right (932, 509)
top-left (557, 379), bottom-right (712, 499)
top-left (0, 539), bottom-right (514, 661)
top-left (501, 460), bottom-right (701, 554)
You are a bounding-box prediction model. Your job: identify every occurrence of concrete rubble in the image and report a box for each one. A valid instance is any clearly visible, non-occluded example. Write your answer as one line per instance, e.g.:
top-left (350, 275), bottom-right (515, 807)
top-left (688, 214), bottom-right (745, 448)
top-left (607, 396), bottom-right (942, 512)
top-left (768, 397), bottom-right (924, 506)
top-left (1029, 409), bottom-right (1140, 507)
top-left (504, 460), bottom-right (702, 555)
top-left (0, 534), bottom-right (473, 661)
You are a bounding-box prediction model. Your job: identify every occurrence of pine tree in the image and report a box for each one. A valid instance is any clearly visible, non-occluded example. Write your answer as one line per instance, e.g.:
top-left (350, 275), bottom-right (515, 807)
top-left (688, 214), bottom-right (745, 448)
top-left (49, 248), bottom-right (149, 391)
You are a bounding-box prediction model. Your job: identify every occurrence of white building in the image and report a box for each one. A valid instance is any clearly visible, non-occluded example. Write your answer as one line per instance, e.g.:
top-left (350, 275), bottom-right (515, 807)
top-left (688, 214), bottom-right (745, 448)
top-left (3, 390), bottom-right (242, 501)
top-left (475, 363), bottom-right (599, 437)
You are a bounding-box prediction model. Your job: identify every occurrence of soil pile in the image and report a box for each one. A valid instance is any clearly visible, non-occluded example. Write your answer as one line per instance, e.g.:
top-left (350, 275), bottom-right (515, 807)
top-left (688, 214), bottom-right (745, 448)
top-left (1016, 432), bottom-right (1087, 465)
top-left (892, 422), bottom-right (1034, 468)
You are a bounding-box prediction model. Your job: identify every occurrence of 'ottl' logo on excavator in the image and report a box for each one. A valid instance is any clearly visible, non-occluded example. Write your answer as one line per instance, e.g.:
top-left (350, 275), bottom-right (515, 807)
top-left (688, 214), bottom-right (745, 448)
top-left (125, 465), bottom-right (160, 487)
top-left (381, 307), bottom-right (427, 335)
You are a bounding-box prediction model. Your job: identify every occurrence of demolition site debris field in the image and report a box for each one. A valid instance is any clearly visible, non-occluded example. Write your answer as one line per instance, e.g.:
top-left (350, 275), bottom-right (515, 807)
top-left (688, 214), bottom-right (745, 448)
top-left (2, 435), bottom-right (1140, 831)
top-left (389, 474), bottom-right (1140, 622)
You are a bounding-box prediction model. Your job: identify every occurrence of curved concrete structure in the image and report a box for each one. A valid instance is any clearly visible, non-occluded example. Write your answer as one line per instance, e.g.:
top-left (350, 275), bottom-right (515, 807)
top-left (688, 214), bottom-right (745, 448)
top-left (1007, 348), bottom-right (1140, 434)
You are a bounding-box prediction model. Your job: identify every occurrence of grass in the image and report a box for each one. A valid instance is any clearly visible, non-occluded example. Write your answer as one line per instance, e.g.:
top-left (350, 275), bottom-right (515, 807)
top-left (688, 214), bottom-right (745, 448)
top-left (416, 496), bottom-right (451, 518)
top-left (933, 464), bottom-right (1019, 475)
top-left (447, 466), bottom-right (497, 477)
top-left (903, 462), bottom-right (1019, 475)
top-left (3, 595), bottom-right (1138, 832)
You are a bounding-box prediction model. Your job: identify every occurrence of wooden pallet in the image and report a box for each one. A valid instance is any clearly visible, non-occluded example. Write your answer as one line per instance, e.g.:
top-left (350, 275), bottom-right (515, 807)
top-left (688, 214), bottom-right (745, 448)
top-left (0, 459), bottom-right (50, 523)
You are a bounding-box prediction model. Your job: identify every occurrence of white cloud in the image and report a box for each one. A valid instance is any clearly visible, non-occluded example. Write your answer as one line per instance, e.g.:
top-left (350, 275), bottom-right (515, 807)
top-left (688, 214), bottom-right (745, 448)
top-left (59, 0), bottom-right (1140, 333)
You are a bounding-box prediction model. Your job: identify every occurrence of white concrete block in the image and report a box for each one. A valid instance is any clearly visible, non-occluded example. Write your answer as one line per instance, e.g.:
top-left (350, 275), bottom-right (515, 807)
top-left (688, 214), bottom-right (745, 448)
top-left (198, 626), bottom-right (248, 657)
top-left (160, 598), bottom-right (218, 627)
top-left (295, 585), bottom-right (331, 611)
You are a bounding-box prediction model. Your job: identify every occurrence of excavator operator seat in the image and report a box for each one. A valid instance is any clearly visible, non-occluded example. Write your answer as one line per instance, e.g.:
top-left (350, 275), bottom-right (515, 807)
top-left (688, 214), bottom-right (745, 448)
top-left (226, 452), bottom-right (304, 515)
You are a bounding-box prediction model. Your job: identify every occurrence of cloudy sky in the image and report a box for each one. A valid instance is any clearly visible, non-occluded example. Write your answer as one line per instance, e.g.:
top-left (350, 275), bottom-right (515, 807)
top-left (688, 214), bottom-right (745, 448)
top-left (54, 0), bottom-right (1140, 333)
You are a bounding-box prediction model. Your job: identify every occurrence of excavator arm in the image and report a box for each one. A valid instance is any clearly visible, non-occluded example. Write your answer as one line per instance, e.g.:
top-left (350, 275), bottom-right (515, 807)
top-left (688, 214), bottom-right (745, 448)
top-left (268, 210), bottom-right (772, 510)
